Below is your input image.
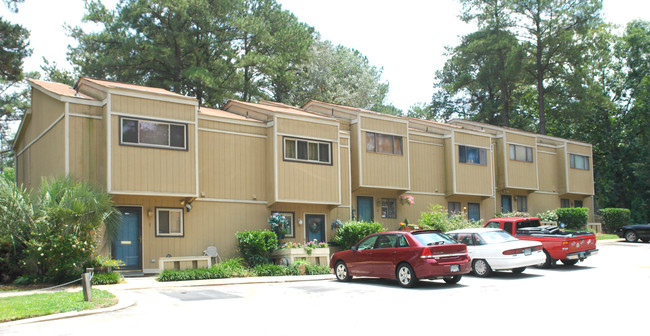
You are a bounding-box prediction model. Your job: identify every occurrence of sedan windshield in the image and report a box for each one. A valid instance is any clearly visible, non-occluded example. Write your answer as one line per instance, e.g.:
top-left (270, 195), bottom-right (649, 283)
top-left (479, 230), bottom-right (518, 244)
top-left (412, 232), bottom-right (457, 246)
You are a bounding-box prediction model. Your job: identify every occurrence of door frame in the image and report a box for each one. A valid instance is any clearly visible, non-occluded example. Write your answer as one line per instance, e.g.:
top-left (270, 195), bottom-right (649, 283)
top-left (113, 206), bottom-right (143, 271)
top-left (356, 196), bottom-right (374, 222)
top-left (304, 213), bottom-right (327, 243)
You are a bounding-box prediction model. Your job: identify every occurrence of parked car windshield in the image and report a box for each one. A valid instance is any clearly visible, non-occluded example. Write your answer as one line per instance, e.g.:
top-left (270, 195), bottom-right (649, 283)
top-left (412, 232), bottom-right (457, 246)
top-left (478, 230), bottom-right (518, 244)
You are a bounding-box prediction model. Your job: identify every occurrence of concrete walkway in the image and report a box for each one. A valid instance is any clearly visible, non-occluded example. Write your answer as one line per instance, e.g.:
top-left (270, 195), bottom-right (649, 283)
top-left (1, 273), bottom-right (335, 326)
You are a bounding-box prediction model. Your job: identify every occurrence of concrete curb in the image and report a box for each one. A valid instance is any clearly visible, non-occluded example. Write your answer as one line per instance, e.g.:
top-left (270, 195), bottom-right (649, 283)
top-left (0, 288), bottom-right (136, 326)
top-left (1, 274), bottom-right (335, 326)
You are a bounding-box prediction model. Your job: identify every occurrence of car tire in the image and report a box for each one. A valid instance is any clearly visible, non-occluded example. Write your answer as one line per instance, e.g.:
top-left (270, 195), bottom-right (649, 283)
top-left (472, 259), bottom-right (492, 277)
top-left (540, 250), bottom-right (556, 268)
top-left (334, 261), bottom-right (352, 282)
top-left (560, 259), bottom-right (579, 266)
top-left (625, 230), bottom-right (638, 243)
top-left (396, 263), bottom-right (418, 288)
top-left (511, 267), bottom-right (526, 274)
top-left (443, 275), bottom-right (462, 284)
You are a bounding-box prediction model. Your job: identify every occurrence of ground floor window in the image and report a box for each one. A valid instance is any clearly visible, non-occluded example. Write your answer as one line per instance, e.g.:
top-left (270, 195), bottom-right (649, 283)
top-left (516, 196), bottom-right (528, 212)
top-left (448, 202), bottom-right (461, 216)
top-left (381, 198), bottom-right (397, 218)
top-left (561, 199), bottom-right (570, 208)
top-left (156, 208), bottom-right (184, 236)
top-left (468, 203), bottom-right (480, 222)
top-left (573, 200), bottom-right (584, 208)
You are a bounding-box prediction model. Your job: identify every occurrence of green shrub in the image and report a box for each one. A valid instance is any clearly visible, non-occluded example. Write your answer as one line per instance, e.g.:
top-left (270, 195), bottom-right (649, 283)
top-left (235, 230), bottom-right (278, 267)
top-left (252, 264), bottom-right (299, 276)
top-left (418, 204), bottom-right (481, 232)
top-left (157, 258), bottom-right (253, 282)
top-left (92, 272), bottom-right (123, 285)
top-left (0, 176), bottom-right (120, 283)
top-left (598, 208), bottom-right (631, 233)
top-left (333, 221), bottom-right (385, 250)
top-left (556, 207), bottom-right (589, 230)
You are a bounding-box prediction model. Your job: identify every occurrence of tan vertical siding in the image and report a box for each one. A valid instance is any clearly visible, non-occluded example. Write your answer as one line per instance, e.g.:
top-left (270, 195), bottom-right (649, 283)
top-left (198, 130), bottom-right (266, 201)
top-left (453, 132), bottom-right (492, 196)
top-left (111, 94), bottom-right (195, 121)
top-left (538, 151), bottom-right (559, 192)
top-left (69, 116), bottom-right (105, 188)
top-left (408, 137), bottom-right (445, 194)
top-left (110, 115), bottom-right (197, 195)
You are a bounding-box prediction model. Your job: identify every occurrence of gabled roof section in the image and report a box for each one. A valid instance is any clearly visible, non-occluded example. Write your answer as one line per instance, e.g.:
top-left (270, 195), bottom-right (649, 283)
top-left (449, 119), bottom-right (591, 146)
top-left (302, 99), bottom-right (405, 122)
top-left (76, 77), bottom-right (197, 103)
top-left (224, 99), bottom-right (337, 122)
top-left (27, 78), bottom-right (97, 101)
top-left (198, 106), bottom-right (264, 124)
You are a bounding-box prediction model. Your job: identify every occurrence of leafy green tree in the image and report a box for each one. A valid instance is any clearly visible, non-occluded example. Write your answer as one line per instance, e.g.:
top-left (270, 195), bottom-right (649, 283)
top-left (511, 0), bottom-right (603, 134)
top-left (0, 0), bottom-right (31, 168)
top-left (287, 39), bottom-right (392, 110)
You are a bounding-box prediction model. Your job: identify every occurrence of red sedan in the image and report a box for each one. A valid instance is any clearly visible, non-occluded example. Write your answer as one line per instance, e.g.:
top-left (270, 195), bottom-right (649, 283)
top-left (329, 230), bottom-right (471, 287)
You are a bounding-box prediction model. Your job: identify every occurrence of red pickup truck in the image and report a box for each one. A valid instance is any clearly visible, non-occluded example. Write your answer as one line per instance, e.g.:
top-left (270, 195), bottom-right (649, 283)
top-left (483, 217), bottom-right (598, 267)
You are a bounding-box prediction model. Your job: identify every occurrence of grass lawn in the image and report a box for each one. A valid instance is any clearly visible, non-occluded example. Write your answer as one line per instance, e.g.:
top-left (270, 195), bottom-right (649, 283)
top-left (0, 289), bottom-right (117, 322)
top-left (596, 233), bottom-right (620, 240)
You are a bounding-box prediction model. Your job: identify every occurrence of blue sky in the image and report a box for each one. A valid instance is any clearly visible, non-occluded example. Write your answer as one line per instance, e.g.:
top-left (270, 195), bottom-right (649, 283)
top-left (2, 0), bottom-right (649, 111)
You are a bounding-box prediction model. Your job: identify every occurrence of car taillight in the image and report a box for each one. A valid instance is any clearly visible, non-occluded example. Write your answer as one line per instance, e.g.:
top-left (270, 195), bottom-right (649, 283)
top-left (503, 246), bottom-right (541, 255)
top-left (420, 248), bottom-right (433, 259)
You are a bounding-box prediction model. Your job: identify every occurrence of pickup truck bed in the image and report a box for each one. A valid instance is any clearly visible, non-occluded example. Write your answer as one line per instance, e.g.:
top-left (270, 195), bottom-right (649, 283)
top-left (484, 218), bottom-right (598, 267)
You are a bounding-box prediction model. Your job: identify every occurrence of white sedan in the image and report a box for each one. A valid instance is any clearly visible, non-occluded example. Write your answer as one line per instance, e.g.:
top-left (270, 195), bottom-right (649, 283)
top-left (447, 228), bottom-right (546, 277)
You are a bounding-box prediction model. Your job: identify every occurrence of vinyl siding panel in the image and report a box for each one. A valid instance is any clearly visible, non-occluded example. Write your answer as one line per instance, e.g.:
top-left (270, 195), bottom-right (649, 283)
top-left (453, 132), bottom-right (492, 196)
top-left (277, 117), bottom-right (338, 141)
top-left (27, 121), bottom-right (66, 190)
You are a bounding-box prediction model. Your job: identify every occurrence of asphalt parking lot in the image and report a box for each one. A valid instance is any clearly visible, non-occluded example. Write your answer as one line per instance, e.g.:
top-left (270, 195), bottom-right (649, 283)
top-left (2, 240), bottom-right (649, 336)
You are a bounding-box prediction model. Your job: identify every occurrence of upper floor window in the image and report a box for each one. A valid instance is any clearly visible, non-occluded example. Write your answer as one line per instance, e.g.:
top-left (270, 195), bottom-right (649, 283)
top-left (284, 137), bottom-right (331, 164)
top-left (366, 132), bottom-right (403, 155)
top-left (120, 117), bottom-right (187, 150)
top-left (570, 154), bottom-right (589, 170)
top-left (509, 144), bottom-right (533, 162)
top-left (459, 145), bottom-right (487, 165)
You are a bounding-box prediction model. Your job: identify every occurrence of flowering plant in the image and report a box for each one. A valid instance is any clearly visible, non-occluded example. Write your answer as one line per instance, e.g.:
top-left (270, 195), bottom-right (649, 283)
top-left (268, 214), bottom-right (289, 238)
top-left (278, 240), bottom-right (328, 255)
top-left (331, 219), bottom-right (344, 230)
top-left (399, 195), bottom-right (415, 205)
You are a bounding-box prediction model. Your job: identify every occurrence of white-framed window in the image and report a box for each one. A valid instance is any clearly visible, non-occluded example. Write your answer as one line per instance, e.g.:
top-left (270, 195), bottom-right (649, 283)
top-left (283, 137), bottom-right (331, 164)
top-left (570, 154), bottom-right (589, 170)
top-left (459, 145), bottom-right (487, 165)
top-left (156, 208), bottom-right (184, 236)
top-left (509, 144), bottom-right (533, 162)
top-left (120, 117), bottom-right (187, 150)
top-left (366, 132), bottom-right (403, 155)
top-left (381, 198), bottom-right (397, 218)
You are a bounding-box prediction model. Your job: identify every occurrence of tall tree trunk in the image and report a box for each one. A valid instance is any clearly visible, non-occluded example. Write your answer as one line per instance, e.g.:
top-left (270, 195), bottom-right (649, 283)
top-left (535, 1), bottom-right (546, 135)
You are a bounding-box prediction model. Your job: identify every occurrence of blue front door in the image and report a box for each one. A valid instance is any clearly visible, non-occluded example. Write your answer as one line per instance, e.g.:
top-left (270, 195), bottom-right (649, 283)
top-left (113, 207), bottom-right (142, 270)
top-left (357, 196), bottom-right (373, 222)
top-left (501, 195), bottom-right (512, 213)
top-left (306, 214), bottom-right (325, 243)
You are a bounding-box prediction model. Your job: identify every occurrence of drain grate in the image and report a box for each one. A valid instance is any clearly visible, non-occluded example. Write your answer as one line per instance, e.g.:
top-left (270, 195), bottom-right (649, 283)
top-left (160, 289), bottom-right (241, 301)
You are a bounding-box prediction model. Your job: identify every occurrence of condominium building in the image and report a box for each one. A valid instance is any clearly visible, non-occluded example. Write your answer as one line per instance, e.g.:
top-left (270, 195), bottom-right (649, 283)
top-left (13, 78), bottom-right (594, 273)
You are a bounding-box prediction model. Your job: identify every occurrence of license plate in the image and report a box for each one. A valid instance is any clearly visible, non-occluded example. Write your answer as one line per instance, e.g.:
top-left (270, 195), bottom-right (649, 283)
top-left (524, 249), bottom-right (532, 256)
top-left (450, 265), bottom-right (460, 272)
